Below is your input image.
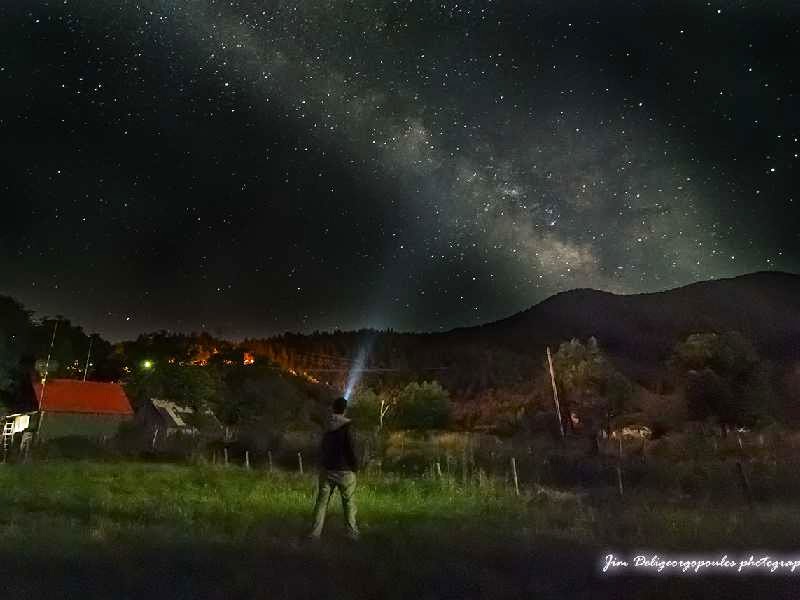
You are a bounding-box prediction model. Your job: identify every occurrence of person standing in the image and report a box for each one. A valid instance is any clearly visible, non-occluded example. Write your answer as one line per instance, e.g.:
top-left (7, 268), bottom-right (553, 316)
top-left (308, 396), bottom-right (359, 539)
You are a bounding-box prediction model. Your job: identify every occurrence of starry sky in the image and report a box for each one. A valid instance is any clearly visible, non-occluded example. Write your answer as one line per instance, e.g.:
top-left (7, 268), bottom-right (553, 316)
top-left (1, 0), bottom-right (798, 341)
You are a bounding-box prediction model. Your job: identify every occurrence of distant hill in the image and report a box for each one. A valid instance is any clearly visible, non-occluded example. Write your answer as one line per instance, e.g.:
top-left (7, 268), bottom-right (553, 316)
top-left (439, 271), bottom-right (800, 384)
top-left (247, 271), bottom-right (800, 393)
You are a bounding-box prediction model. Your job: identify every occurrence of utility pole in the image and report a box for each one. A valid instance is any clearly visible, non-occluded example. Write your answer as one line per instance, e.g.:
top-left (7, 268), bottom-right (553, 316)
top-left (546, 347), bottom-right (565, 441)
top-left (83, 335), bottom-right (94, 381)
top-left (37, 320), bottom-right (59, 440)
top-left (40, 320), bottom-right (59, 405)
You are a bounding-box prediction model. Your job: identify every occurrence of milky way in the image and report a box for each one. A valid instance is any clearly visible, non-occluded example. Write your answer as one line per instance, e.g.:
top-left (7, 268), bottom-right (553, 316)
top-left (1, 1), bottom-right (798, 340)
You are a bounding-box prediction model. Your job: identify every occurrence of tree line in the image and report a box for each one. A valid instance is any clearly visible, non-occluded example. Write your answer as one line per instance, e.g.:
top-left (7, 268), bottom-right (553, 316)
top-left (1, 293), bottom-right (796, 437)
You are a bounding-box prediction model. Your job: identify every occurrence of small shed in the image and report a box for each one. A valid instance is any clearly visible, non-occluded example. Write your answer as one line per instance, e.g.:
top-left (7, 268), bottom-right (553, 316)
top-left (31, 378), bottom-right (134, 441)
top-left (2, 413), bottom-right (35, 454)
top-left (137, 398), bottom-right (223, 444)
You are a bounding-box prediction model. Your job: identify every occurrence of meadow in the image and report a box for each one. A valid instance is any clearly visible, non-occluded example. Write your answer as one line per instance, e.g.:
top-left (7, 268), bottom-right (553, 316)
top-left (0, 461), bottom-right (798, 599)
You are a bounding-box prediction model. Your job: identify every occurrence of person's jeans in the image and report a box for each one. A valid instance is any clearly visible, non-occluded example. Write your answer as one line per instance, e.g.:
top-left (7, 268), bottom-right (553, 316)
top-left (309, 470), bottom-right (358, 538)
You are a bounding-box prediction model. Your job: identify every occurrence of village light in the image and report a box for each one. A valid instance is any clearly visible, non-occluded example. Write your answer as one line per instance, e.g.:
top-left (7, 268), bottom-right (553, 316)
top-left (142, 359), bottom-right (154, 370)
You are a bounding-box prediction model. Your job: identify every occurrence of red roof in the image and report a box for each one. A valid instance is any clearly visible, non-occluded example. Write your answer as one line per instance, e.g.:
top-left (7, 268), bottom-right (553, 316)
top-left (33, 379), bottom-right (133, 415)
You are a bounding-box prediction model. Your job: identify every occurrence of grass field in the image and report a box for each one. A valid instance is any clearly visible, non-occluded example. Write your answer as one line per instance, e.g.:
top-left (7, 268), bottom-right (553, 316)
top-left (0, 461), bottom-right (798, 599)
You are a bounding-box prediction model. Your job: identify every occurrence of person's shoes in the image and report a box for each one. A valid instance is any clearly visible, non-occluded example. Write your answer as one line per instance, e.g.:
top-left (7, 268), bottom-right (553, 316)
top-left (304, 531), bottom-right (321, 542)
top-left (346, 530), bottom-right (360, 542)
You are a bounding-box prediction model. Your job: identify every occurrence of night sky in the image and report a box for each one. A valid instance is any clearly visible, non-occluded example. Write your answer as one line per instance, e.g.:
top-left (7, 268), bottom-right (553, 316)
top-left (1, 1), bottom-right (798, 341)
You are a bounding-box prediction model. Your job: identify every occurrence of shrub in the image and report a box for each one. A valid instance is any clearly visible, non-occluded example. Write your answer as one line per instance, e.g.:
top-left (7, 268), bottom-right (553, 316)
top-left (394, 381), bottom-right (452, 430)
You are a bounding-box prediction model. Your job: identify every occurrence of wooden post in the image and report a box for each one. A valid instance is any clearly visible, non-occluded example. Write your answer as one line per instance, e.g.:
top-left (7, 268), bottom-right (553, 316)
top-left (546, 347), bottom-right (565, 440)
top-left (212, 450), bottom-right (216, 465)
top-left (435, 461), bottom-right (442, 480)
top-left (510, 457), bottom-right (520, 496)
top-left (461, 451), bottom-right (468, 488)
top-left (297, 451), bottom-right (304, 474)
top-left (268, 451), bottom-right (273, 472)
top-left (468, 434), bottom-right (475, 473)
top-left (616, 437), bottom-right (624, 498)
top-left (82, 335), bottom-right (94, 382)
top-left (224, 447), bottom-right (229, 466)
top-left (245, 450), bottom-right (250, 470)
top-left (37, 321), bottom-right (59, 439)
top-left (36, 411), bottom-right (46, 445)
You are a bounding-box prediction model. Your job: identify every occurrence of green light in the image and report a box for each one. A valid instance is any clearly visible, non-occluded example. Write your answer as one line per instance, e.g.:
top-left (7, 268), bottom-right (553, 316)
top-left (142, 360), bottom-right (154, 370)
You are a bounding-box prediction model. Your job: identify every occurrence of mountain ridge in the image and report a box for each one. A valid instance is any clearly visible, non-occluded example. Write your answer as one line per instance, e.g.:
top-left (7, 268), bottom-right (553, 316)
top-left (363, 271), bottom-right (794, 391)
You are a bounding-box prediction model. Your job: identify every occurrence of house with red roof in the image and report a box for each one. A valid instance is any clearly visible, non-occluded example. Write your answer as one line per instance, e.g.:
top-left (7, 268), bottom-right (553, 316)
top-left (2, 378), bottom-right (134, 448)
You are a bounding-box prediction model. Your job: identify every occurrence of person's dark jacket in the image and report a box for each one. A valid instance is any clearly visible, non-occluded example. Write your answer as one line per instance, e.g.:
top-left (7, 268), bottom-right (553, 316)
top-left (320, 413), bottom-right (358, 472)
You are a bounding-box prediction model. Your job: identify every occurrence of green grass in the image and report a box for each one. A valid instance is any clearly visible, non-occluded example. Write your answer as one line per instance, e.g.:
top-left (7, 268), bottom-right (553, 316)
top-left (0, 462), bottom-right (526, 540)
top-left (0, 461), bottom-right (798, 599)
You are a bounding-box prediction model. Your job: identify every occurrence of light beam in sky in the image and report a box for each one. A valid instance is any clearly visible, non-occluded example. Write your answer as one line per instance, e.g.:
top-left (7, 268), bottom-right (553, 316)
top-left (344, 339), bottom-right (374, 401)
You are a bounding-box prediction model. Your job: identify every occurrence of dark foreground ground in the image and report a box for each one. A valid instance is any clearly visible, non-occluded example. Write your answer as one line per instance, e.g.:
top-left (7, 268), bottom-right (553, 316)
top-left (0, 462), bottom-right (797, 599)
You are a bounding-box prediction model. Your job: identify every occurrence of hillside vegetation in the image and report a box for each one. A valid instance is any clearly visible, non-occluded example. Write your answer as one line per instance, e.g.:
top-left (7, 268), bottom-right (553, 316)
top-left (2, 272), bottom-right (799, 437)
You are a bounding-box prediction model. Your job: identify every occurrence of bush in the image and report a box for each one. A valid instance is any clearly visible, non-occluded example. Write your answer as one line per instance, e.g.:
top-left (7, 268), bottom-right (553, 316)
top-left (394, 381), bottom-right (451, 430)
top-left (672, 332), bottom-right (773, 426)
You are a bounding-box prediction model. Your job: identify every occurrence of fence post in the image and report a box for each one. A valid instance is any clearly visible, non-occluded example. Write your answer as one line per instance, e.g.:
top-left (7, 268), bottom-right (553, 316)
top-left (268, 451), bottom-right (273, 472)
top-left (363, 438), bottom-right (370, 470)
top-left (224, 447), bottom-right (229, 467)
top-left (511, 457), bottom-right (520, 496)
top-left (298, 451), bottom-right (304, 475)
top-left (435, 461), bottom-right (443, 480)
top-left (245, 450), bottom-right (250, 470)
top-left (616, 437), bottom-right (624, 498)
